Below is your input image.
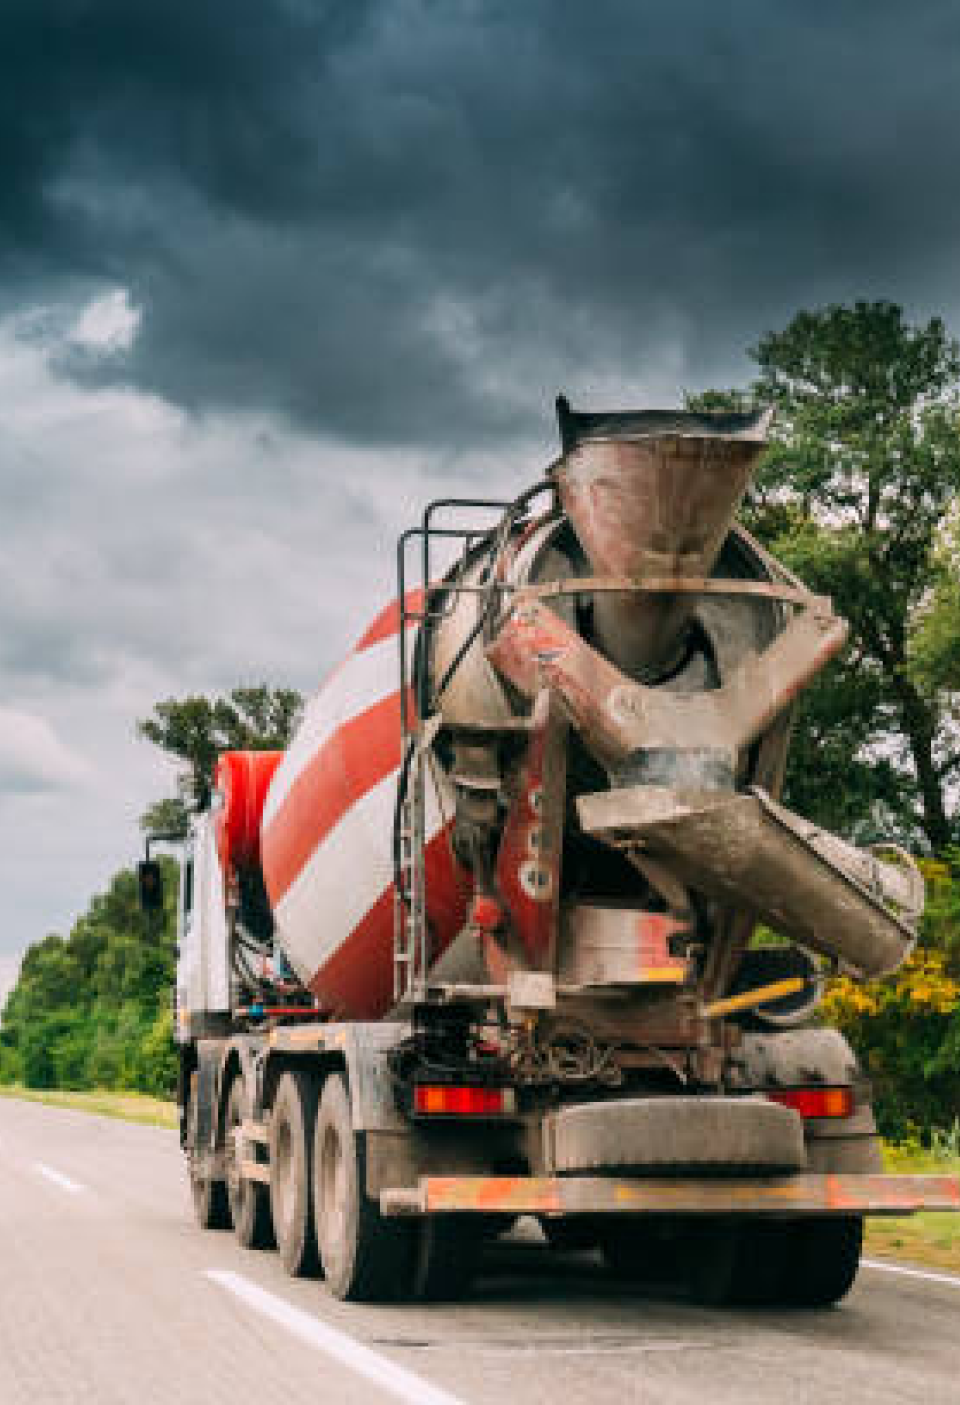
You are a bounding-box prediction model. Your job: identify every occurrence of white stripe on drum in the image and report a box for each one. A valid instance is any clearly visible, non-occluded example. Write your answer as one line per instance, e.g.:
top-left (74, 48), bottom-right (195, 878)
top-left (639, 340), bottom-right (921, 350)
top-left (262, 633), bottom-right (401, 827)
top-left (272, 764), bottom-right (449, 983)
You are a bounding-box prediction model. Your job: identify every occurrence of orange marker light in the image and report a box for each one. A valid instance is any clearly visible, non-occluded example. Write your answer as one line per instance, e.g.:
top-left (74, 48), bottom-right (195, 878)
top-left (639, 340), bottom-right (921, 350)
top-left (766, 1087), bottom-right (854, 1119)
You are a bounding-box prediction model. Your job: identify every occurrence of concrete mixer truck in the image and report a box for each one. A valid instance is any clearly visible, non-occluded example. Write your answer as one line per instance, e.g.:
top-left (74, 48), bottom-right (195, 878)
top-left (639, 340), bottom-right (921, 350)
top-left (150, 398), bottom-right (960, 1307)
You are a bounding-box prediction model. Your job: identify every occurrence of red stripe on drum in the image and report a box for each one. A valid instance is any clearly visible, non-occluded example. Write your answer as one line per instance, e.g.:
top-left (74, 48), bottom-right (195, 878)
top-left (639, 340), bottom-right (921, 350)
top-left (305, 827), bottom-right (471, 1019)
top-left (354, 589), bottom-right (426, 653)
top-left (262, 688), bottom-right (412, 906)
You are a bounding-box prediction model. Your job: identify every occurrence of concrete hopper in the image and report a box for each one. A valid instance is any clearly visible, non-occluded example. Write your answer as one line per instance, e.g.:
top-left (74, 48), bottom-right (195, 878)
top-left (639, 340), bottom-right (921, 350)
top-left (553, 399), bottom-right (771, 679)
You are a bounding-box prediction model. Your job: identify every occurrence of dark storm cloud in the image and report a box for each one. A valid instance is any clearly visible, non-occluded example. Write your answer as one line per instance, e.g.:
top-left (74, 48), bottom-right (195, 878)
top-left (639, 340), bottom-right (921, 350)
top-left (3, 0), bottom-right (960, 445)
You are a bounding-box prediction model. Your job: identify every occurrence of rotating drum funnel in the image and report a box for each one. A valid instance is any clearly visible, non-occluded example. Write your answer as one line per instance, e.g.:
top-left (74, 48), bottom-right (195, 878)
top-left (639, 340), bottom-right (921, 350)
top-left (553, 400), bottom-right (771, 679)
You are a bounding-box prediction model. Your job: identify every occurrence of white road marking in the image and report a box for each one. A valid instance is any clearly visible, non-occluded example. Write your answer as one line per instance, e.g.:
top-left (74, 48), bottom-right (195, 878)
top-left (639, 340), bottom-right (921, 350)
top-left (205, 1270), bottom-right (468, 1405)
top-left (863, 1257), bottom-right (960, 1289)
top-left (34, 1163), bottom-right (85, 1194)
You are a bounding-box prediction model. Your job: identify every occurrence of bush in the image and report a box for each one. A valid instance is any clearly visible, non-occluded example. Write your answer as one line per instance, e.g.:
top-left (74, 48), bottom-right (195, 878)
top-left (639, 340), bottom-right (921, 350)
top-left (85, 1020), bottom-right (126, 1090)
top-left (821, 856), bottom-right (960, 1139)
top-left (0, 1038), bottom-right (23, 1085)
top-left (133, 1006), bottom-right (178, 1097)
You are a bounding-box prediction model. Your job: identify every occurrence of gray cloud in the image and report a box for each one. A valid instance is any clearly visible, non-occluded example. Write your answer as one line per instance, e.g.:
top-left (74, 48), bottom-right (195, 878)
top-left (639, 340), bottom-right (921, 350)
top-left (3, 2), bottom-right (960, 446)
top-left (0, 309), bottom-right (528, 958)
top-left (0, 708), bottom-right (91, 795)
top-left (3, 1), bottom-right (960, 962)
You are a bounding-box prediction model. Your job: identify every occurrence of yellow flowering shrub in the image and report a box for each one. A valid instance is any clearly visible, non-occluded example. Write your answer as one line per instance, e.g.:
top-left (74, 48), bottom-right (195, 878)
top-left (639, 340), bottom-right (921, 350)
top-left (820, 858), bottom-right (960, 1137)
top-left (822, 949), bottom-right (960, 1025)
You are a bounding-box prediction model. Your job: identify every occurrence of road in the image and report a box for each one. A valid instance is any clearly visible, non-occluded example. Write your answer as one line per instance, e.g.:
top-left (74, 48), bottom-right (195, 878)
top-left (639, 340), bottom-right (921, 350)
top-left (1, 1097), bottom-right (958, 1405)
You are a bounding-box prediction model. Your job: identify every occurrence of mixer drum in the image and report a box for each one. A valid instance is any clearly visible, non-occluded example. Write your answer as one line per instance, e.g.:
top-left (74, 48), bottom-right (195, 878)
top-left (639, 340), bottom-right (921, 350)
top-left (259, 601), bottom-right (467, 1018)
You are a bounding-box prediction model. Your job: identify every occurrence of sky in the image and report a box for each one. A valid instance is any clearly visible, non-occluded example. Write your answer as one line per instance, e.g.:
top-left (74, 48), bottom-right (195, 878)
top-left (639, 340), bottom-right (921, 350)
top-left (3, 0), bottom-right (960, 988)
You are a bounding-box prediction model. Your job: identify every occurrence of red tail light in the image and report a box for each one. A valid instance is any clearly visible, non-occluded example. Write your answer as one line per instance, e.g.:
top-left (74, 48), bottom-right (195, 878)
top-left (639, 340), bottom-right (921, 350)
top-left (766, 1087), bottom-right (854, 1119)
top-left (413, 1085), bottom-right (515, 1118)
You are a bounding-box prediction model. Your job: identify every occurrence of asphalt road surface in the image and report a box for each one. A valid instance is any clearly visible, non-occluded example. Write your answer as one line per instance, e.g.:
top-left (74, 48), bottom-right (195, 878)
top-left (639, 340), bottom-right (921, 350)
top-left (2, 1097), bottom-right (959, 1405)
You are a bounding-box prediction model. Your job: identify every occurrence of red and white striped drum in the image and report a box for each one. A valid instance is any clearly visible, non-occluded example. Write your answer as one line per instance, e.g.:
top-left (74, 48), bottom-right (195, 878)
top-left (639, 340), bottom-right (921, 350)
top-left (260, 598), bottom-right (469, 1019)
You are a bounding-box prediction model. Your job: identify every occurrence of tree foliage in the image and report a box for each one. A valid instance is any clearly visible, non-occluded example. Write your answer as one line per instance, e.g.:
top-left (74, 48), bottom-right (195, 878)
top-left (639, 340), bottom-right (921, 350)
top-left (695, 301), bottom-right (960, 851)
top-left (910, 510), bottom-right (960, 700)
top-left (0, 860), bottom-right (179, 1093)
top-left (1, 681), bottom-right (306, 1096)
top-left (138, 684), bottom-right (302, 822)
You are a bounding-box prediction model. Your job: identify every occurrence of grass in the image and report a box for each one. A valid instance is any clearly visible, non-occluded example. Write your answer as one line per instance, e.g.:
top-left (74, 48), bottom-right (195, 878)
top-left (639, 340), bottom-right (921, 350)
top-left (863, 1141), bottom-right (960, 1274)
top-left (0, 1084), bottom-right (177, 1129)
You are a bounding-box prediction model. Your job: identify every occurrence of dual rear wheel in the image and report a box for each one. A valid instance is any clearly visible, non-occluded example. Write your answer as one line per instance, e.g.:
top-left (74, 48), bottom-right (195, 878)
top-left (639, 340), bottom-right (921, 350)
top-left (270, 1070), bottom-right (320, 1277)
top-left (224, 1077), bottom-right (274, 1249)
top-left (599, 1213), bottom-right (863, 1308)
top-left (313, 1073), bottom-right (421, 1300)
top-left (206, 1068), bottom-right (474, 1302)
top-left (186, 1074), bottom-right (231, 1231)
top-left (312, 1074), bottom-right (482, 1301)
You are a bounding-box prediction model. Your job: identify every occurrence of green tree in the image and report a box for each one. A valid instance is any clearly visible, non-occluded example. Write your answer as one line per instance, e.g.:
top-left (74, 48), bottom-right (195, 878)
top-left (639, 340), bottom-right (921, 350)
top-left (910, 512), bottom-right (960, 700)
top-left (133, 1007), bottom-right (179, 1096)
top-left (695, 301), bottom-right (960, 851)
top-left (0, 859), bottom-right (180, 1095)
top-left (139, 796), bottom-right (191, 841)
top-left (3, 682), bottom-right (304, 1097)
top-left (138, 684), bottom-right (302, 819)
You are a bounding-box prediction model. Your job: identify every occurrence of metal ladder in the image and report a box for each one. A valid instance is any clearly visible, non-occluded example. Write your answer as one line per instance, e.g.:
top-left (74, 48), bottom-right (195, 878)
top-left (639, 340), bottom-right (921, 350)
top-left (391, 496), bottom-right (517, 1005)
top-left (393, 740), bottom-right (428, 1002)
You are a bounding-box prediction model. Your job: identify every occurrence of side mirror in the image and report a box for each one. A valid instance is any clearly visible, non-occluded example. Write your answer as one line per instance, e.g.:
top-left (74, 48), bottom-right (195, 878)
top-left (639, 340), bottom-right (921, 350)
top-left (138, 859), bottom-right (164, 913)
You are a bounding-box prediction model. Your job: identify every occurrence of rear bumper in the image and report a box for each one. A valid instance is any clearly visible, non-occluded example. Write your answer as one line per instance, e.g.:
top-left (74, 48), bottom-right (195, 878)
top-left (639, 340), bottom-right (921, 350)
top-left (380, 1172), bottom-right (960, 1219)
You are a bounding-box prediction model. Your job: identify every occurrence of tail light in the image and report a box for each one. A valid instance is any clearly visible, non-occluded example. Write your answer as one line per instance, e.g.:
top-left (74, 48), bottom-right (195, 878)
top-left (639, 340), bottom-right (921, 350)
top-left (766, 1087), bottom-right (854, 1119)
top-left (413, 1085), bottom-right (516, 1118)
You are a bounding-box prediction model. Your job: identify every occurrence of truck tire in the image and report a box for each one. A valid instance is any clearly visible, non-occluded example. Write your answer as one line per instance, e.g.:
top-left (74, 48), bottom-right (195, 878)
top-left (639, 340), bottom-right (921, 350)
top-left (684, 1219), bottom-right (742, 1306)
top-left (313, 1073), bottom-right (414, 1302)
top-left (599, 1219), bottom-right (676, 1281)
top-left (270, 1071), bottom-right (320, 1277)
top-left (225, 1077), bottom-right (275, 1250)
top-left (725, 1220), bottom-right (792, 1306)
top-left (542, 1217), bottom-right (600, 1253)
top-left (411, 1217), bottom-right (479, 1301)
top-left (679, 1216), bottom-right (860, 1307)
top-left (550, 1096), bottom-right (805, 1173)
top-left (190, 1162), bottom-right (231, 1231)
top-left (187, 1077), bottom-right (231, 1230)
top-left (782, 1216), bottom-right (863, 1307)
top-left (618, 1217), bottom-right (777, 1305)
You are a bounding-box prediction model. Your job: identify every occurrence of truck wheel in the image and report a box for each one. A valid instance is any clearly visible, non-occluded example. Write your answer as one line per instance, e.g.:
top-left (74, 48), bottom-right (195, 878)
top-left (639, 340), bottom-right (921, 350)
top-left (187, 1077), bottom-right (231, 1230)
top-left (270, 1071), bottom-right (320, 1277)
top-left (411, 1218), bottom-right (479, 1301)
top-left (683, 1219), bottom-right (742, 1306)
top-left (225, 1077), bottom-right (275, 1250)
top-left (313, 1073), bottom-right (414, 1302)
top-left (726, 1220), bottom-right (791, 1306)
top-left (542, 1217), bottom-right (600, 1253)
top-left (190, 1161), bottom-right (231, 1230)
top-left (599, 1219), bottom-right (670, 1281)
top-left (783, 1216), bottom-right (863, 1307)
